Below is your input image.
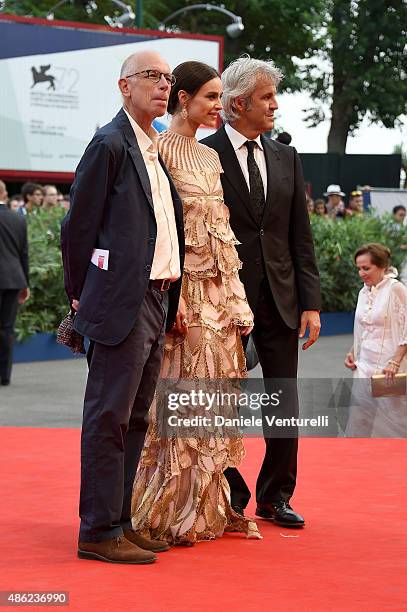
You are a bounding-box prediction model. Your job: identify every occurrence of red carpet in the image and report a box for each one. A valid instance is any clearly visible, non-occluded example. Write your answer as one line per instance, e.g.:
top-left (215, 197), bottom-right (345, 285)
top-left (1, 428), bottom-right (406, 611)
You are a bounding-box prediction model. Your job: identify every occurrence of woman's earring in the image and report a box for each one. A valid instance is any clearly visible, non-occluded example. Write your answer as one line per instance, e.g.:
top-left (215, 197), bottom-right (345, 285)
top-left (181, 106), bottom-right (188, 120)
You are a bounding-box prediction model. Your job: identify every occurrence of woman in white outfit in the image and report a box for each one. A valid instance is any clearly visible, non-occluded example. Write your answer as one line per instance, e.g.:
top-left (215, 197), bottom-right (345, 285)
top-left (344, 243), bottom-right (407, 437)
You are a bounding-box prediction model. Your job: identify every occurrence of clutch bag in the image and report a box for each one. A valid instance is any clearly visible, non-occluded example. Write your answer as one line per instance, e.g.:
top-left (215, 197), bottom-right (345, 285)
top-left (371, 373), bottom-right (407, 397)
top-left (57, 311), bottom-right (86, 355)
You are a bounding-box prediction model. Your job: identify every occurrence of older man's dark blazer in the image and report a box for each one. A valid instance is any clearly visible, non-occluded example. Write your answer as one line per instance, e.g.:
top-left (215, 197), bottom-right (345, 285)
top-left (201, 126), bottom-right (320, 325)
top-left (0, 204), bottom-right (29, 289)
top-left (61, 109), bottom-right (185, 346)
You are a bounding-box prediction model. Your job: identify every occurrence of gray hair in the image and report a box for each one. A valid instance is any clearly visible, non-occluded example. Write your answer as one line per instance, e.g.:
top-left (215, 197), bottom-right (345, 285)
top-left (120, 54), bottom-right (135, 78)
top-left (220, 56), bottom-right (284, 123)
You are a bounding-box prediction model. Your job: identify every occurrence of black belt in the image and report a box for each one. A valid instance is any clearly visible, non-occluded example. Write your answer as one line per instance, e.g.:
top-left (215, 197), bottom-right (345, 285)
top-left (149, 279), bottom-right (171, 292)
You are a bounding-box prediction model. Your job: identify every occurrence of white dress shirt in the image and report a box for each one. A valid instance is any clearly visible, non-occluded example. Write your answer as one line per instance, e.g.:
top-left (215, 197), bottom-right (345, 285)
top-left (124, 109), bottom-right (180, 280)
top-left (224, 123), bottom-right (268, 199)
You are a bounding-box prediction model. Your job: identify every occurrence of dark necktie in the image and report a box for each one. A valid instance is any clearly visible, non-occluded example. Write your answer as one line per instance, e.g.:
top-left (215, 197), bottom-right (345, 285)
top-left (245, 140), bottom-right (265, 221)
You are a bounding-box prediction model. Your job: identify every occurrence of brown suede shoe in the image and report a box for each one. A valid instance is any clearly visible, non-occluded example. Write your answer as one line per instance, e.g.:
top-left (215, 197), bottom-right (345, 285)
top-left (123, 529), bottom-right (170, 552)
top-left (78, 536), bottom-right (157, 564)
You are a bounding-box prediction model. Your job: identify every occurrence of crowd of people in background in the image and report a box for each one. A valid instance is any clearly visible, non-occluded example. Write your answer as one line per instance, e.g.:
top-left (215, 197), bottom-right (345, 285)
top-left (3, 178), bottom-right (406, 225)
top-left (0, 178), bottom-right (71, 386)
top-left (305, 182), bottom-right (407, 224)
top-left (1, 126), bottom-right (405, 228)
top-left (306, 183), bottom-right (367, 219)
top-left (1, 181), bottom-right (70, 215)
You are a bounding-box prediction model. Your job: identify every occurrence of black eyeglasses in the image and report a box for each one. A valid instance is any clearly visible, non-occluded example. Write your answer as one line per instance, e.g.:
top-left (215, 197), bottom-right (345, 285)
top-left (124, 69), bottom-right (176, 86)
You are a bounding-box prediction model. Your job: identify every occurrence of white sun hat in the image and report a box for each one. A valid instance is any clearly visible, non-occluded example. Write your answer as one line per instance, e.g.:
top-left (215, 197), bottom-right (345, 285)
top-left (324, 184), bottom-right (345, 197)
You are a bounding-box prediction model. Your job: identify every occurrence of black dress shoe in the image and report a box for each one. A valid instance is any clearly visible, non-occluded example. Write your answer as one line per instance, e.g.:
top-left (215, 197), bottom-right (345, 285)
top-left (1, 380), bottom-right (10, 386)
top-left (256, 501), bottom-right (305, 527)
top-left (232, 505), bottom-right (245, 516)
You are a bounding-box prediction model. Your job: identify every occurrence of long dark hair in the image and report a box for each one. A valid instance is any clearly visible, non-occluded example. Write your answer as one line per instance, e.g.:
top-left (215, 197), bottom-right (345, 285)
top-left (167, 61), bottom-right (220, 115)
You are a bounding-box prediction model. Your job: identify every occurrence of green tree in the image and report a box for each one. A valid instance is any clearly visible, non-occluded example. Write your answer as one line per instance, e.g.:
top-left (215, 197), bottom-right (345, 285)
top-left (2, 0), bottom-right (116, 23)
top-left (304, 0), bottom-right (407, 153)
top-left (144, 0), bottom-right (325, 91)
top-left (15, 207), bottom-right (67, 341)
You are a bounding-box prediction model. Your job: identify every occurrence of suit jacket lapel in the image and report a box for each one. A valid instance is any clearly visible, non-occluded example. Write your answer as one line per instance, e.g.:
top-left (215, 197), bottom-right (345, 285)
top-left (215, 127), bottom-right (258, 225)
top-left (128, 145), bottom-right (154, 212)
top-left (115, 109), bottom-right (154, 212)
top-left (261, 135), bottom-right (283, 224)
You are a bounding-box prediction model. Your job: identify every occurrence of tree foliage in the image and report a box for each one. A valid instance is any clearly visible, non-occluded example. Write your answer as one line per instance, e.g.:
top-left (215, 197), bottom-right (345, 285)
top-left (2, 0), bottom-right (120, 24)
top-left (145, 0), bottom-right (325, 91)
top-left (15, 207), bottom-right (67, 341)
top-left (303, 0), bottom-right (407, 153)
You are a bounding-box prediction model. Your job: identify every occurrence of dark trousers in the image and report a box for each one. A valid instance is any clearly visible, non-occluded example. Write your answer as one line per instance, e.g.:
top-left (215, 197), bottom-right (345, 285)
top-left (225, 279), bottom-right (299, 508)
top-left (79, 285), bottom-right (168, 542)
top-left (0, 289), bottom-right (19, 384)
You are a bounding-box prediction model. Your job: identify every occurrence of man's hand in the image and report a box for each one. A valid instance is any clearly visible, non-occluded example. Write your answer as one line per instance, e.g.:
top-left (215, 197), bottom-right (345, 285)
top-left (299, 310), bottom-right (321, 350)
top-left (18, 287), bottom-right (30, 305)
top-left (344, 351), bottom-right (357, 370)
top-left (240, 324), bottom-right (254, 336)
top-left (173, 296), bottom-right (188, 334)
top-left (72, 299), bottom-right (80, 312)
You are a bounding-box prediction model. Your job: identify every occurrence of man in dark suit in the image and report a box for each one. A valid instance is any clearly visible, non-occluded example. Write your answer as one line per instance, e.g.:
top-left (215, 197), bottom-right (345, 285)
top-left (61, 50), bottom-right (184, 564)
top-left (202, 57), bottom-right (321, 527)
top-left (0, 180), bottom-right (30, 386)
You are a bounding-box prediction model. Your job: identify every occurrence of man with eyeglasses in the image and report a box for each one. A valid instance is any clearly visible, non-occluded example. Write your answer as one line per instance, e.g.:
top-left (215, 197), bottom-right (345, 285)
top-left (61, 50), bottom-right (184, 565)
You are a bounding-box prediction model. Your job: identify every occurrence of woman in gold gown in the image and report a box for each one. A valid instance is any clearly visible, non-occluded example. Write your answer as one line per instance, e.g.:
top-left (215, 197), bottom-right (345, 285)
top-left (131, 61), bottom-right (261, 544)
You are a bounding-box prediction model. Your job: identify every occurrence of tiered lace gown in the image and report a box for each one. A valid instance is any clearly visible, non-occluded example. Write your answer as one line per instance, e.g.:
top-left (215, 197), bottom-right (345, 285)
top-left (131, 130), bottom-right (261, 543)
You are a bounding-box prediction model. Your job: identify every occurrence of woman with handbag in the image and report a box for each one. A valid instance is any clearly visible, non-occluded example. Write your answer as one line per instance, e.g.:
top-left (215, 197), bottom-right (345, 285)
top-left (344, 243), bottom-right (407, 436)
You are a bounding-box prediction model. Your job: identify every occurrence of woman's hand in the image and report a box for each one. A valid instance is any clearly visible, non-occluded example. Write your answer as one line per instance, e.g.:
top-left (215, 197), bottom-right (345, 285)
top-left (173, 296), bottom-right (188, 334)
top-left (382, 360), bottom-right (400, 380)
top-left (240, 325), bottom-right (254, 336)
top-left (344, 350), bottom-right (357, 370)
top-left (383, 346), bottom-right (407, 379)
